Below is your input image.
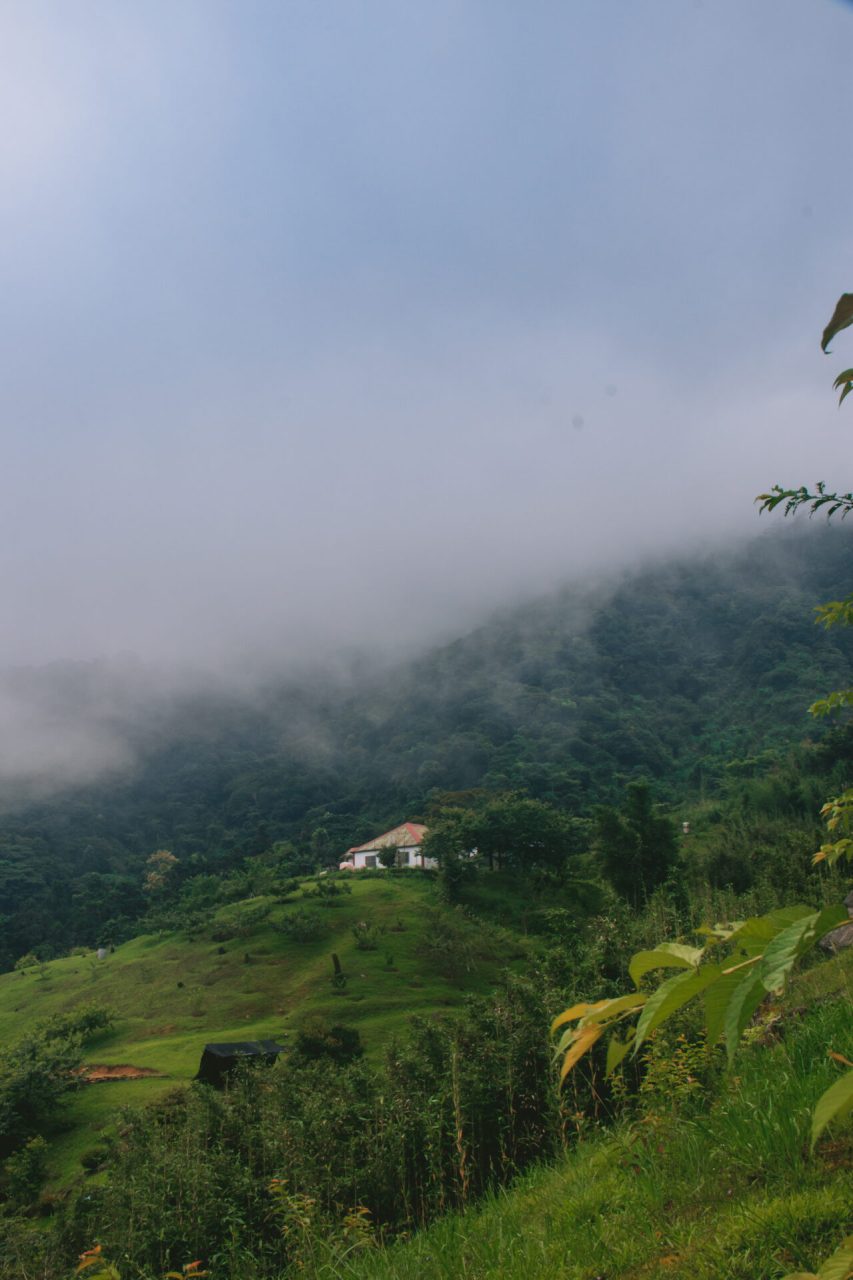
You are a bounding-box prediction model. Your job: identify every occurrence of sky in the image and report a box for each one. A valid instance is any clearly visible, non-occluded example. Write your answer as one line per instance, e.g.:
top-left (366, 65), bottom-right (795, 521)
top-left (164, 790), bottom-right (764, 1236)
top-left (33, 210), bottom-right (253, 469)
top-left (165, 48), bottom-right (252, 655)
top-left (1, 0), bottom-right (853, 675)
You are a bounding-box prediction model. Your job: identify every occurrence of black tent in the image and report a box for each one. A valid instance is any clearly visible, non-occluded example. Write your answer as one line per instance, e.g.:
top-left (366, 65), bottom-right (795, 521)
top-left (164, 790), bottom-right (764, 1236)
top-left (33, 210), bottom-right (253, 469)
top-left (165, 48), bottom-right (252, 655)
top-left (195, 1040), bottom-right (285, 1088)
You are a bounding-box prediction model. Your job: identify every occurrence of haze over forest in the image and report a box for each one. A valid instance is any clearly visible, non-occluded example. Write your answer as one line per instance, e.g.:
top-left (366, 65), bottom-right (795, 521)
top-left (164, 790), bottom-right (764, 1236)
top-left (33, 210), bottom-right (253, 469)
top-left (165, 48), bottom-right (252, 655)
top-left (1, 0), bottom-right (853, 795)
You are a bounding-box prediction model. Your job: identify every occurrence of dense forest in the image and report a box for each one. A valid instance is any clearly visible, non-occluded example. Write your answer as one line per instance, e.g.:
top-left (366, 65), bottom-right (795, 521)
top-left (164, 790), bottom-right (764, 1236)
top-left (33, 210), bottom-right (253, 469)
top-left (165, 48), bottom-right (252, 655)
top-left (1, 524), bottom-right (851, 969)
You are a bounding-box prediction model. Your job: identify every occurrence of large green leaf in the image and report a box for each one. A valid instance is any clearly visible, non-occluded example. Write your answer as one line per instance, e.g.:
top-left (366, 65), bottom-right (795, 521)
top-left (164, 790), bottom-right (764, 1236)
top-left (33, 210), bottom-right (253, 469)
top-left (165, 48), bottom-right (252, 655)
top-left (822, 293), bottom-right (853, 352)
top-left (816, 1235), bottom-right (853, 1280)
top-left (724, 969), bottom-right (767, 1064)
top-left (551, 1000), bottom-right (608, 1035)
top-left (704, 966), bottom-right (749, 1048)
top-left (728, 905), bottom-right (814, 958)
top-left (634, 965), bottom-right (721, 1051)
top-left (759, 904), bottom-right (848, 994)
top-left (559, 1024), bottom-right (603, 1083)
top-left (555, 993), bottom-right (645, 1053)
top-left (605, 1032), bottom-right (634, 1076)
top-left (811, 1069), bottom-right (853, 1152)
top-left (629, 943), bottom-right (704, 987)
top-left (583, 992), bottom-right (647, 1024)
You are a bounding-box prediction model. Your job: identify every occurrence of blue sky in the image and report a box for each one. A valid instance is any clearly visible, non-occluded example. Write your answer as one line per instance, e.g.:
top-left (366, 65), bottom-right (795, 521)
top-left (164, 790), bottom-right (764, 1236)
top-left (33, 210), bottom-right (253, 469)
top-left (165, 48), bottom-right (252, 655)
top-left (1, 0), bottom-right (852, 666)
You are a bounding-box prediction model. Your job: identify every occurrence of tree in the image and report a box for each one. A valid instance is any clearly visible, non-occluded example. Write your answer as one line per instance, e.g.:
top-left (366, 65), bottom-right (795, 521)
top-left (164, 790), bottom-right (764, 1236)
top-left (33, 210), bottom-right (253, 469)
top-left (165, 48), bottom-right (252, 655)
top-left (142, 849), bottom-right (178, 898)
top-left (474, 794), bottom-right (576, 873)
top-left (378, 844), bottom-right (398, 869)
top-left (594, 780), bottom-right (678, 907)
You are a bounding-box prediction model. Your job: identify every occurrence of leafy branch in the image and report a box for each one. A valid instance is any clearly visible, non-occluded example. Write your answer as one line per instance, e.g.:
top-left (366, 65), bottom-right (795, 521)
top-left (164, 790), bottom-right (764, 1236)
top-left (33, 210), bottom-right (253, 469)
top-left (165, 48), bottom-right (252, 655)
top-left (815, 596), bottom-right (853, 629)
top-left (756, 483), bottom-right (853, 519)
top-left (809, 690), bottom-right (853, 719)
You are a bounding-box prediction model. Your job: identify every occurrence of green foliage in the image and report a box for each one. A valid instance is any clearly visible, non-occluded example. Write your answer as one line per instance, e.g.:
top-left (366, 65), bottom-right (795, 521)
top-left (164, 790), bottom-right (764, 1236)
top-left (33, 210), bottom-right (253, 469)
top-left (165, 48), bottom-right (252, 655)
top-left (782, 1235), bottom-right (853, 1280)
top-left (274, 978), bottom-right (853, 1280)
top-left (810, 1064), bottom-right (853, 1153)
top-left (594, 779), bottom-right (679, 906)
top-left (303, 877), bottom-right (352, 904)
top-left (351, 919), bottom-right (379, 950)
top-left (2, 1134), bottom-right (48, 1206)
top-left (293, 1019), bottom-right (363, 1064)
top-left (757, 482), bottom-right (853, 520)
top-left (821, 292), bottom-right (853, 356)
top-left (31, 974), bottom-right (558, 1278)
top-left (816, 596), bottom-right (853, 630)
top-left (276, 907), bottom-right (327, 943)
top-left (553, 902), bottom-right (848, 1084)
top-left (0, 1006), bottom-right (112, 1164)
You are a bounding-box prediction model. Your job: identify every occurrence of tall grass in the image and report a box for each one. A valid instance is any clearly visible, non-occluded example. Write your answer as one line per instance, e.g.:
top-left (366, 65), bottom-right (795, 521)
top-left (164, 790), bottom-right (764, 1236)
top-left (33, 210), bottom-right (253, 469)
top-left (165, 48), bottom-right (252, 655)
top-left (327, 973), bottom-right (852, 1280)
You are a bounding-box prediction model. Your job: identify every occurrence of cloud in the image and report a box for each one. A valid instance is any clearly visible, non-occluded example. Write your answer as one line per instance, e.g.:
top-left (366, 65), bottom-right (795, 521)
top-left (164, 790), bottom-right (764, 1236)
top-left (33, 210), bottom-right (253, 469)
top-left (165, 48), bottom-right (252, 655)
top-left (0, 0), bottom-right (848, 761)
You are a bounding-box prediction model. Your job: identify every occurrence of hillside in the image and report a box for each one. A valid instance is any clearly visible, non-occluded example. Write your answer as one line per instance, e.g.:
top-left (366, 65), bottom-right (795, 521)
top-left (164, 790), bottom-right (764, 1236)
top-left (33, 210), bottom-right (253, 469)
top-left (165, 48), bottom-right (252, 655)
top-left (334, 952), bottom-right (853, 1280)
top-left (0, 873), bottom-right (533, 1188)
top-left (2, 525), bottom-right (853, 969)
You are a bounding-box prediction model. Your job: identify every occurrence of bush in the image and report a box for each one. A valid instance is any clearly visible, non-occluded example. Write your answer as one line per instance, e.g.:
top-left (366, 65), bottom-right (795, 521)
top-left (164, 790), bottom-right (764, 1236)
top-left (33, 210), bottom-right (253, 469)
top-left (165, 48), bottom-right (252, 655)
top-left (277, 908), bottom-right (327, 943)
top-left (303, 879), bottom-right (352, 905)
top-left (3, 1135), bottom-right (48, 1206)
top-left (210, 901), bottom-right (271, 942)
top-left (352, 920), bottom-right (380, 950)
top-left (294, 1019), bottom-right (363, 1064)
top-left (41, 1005), bottom-right (114, 1042)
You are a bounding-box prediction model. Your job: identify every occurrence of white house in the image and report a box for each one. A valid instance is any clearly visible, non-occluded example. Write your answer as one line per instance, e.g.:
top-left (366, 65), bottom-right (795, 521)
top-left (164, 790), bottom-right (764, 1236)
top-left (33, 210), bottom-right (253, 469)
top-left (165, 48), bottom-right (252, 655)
top-left (339, 822), bottom-right (436, 871)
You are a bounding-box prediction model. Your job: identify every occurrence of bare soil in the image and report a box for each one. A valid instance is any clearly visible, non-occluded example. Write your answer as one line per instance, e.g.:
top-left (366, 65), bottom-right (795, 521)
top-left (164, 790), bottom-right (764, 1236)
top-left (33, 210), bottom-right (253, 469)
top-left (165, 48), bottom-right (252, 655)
top-left (77, 1064), bottom-right (163, 1082)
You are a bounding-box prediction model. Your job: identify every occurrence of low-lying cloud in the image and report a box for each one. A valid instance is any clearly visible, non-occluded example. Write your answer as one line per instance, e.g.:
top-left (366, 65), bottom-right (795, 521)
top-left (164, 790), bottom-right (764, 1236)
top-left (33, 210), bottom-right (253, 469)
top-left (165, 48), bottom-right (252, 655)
top-left (0, 0), bottom-right (850, 795)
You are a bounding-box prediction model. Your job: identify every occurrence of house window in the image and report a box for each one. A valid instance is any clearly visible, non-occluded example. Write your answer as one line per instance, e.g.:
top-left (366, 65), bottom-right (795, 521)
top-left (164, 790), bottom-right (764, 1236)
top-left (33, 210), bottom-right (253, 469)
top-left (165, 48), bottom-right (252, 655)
top-left (365, 854), bottom-right (378, 869)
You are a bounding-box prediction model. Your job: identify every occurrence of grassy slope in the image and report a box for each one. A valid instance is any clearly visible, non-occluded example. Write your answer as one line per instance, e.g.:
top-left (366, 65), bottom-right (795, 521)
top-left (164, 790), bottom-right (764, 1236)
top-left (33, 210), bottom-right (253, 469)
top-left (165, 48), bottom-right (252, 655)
top-left (0, 873), bottom-right (530, 1187)
top-left (332, 952), bottom-right (853, 1280)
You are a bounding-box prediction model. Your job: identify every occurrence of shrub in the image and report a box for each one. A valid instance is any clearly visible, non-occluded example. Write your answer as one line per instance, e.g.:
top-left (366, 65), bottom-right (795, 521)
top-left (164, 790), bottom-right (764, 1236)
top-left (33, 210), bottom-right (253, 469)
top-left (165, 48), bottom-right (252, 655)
top-left (304, 879), bottom-right (352, 905)
top-left (277, 909), bottom-right (327, 943)
top-left (210, 900), bottom-right (271, 942)
top-left (3, 1135), bottom-right (48, 1206)
top-left (294, 1019), bottom-right (364, 1064)
top-left (352, 920), bottom-right (380, 950)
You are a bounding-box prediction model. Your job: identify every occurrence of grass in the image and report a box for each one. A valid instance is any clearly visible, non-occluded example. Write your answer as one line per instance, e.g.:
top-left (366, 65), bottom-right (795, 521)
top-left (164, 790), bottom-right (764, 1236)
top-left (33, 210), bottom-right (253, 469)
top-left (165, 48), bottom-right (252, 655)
top-left (0, 872), bottom-right (531, 1188)
top-left (325, 951), bottom-right (853, 1280)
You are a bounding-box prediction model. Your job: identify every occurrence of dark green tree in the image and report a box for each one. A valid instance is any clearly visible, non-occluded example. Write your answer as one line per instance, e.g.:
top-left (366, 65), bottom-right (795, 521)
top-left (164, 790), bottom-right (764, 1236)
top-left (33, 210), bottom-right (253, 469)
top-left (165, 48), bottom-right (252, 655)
top-left (594, 779), bottom-right (678, 906)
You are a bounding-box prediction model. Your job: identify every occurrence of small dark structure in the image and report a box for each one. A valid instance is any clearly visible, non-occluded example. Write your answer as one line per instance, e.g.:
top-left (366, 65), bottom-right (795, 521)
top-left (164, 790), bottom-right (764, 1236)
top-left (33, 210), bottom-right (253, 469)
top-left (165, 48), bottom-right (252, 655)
top-left (195, 1040), bottom-right (285, 1088)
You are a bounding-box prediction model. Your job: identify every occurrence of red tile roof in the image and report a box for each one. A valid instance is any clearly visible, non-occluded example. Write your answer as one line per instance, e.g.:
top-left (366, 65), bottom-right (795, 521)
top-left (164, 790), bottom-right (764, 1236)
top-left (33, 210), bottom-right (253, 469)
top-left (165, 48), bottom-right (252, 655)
top-left (347, 821), bottom-right (428, 855)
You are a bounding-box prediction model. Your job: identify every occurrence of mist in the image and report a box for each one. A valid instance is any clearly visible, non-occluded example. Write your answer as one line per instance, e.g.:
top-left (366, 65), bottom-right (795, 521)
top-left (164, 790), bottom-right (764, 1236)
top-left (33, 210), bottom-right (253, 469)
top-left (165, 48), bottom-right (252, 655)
top-left (0, 0), bottom-right (852, 794)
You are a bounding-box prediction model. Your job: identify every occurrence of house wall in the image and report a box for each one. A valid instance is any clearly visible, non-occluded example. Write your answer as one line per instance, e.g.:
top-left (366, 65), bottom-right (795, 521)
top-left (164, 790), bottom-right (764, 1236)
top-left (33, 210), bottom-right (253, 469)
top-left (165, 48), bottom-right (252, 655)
top-left (349, 844), bottom-right (437, 870)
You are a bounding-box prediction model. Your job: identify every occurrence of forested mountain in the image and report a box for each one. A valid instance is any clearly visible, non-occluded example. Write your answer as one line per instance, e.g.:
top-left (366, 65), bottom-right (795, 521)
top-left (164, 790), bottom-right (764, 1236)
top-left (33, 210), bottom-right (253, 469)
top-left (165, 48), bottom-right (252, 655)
top-left (1, 525), bottom-right (851, 967)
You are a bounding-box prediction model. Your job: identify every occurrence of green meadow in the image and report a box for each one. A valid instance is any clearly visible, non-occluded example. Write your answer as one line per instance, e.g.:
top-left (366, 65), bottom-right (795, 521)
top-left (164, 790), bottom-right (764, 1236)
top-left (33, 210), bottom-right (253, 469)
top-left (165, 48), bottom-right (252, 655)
top-left (0, 872), bottom-right (531, 1187)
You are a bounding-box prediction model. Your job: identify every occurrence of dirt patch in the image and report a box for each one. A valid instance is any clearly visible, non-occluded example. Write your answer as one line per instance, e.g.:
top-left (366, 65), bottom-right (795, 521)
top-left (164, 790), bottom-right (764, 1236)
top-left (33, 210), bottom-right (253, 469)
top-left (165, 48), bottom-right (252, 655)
top-left (78, 1064), bottom-right (163, 1083)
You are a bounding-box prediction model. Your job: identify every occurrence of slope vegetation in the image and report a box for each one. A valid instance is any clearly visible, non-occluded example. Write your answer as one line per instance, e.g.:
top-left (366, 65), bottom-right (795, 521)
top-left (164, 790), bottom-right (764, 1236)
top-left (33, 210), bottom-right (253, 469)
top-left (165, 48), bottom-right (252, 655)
top-left (333, 953), bottom-right (853, 1280)
top-left (0, 873), bottom-right (529, 1186)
